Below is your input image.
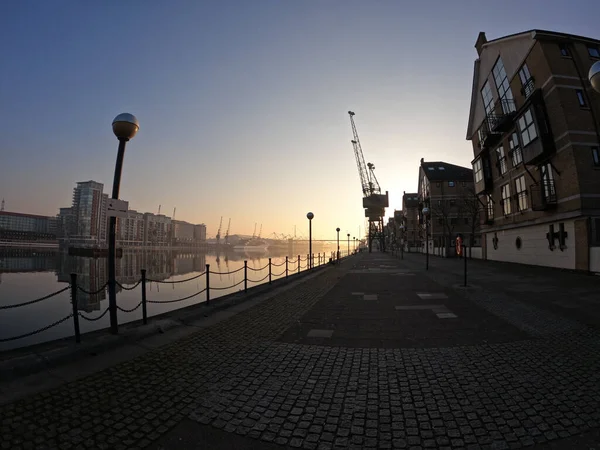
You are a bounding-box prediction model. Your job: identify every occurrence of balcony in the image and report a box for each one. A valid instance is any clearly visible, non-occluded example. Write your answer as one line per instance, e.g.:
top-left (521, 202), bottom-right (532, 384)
top-left (530, 180), bottom-right (558, 211)
top-left (478, 118), bottom-right (502, 150)
top-left (473, 155), bottom-right (493, 194)
top-left (521, 77), bottom-right (535, 99)
top-left (488, 98), bottom-right (517, 133)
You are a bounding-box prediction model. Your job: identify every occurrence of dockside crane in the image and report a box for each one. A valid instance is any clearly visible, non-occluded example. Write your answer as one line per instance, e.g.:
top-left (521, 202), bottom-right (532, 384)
top-left (224, 218), bottom-right (231, 244)
top-left (348, 111), bottom-right (389, 252)
top-left (216, 216), bottom-right (223, 244)
top-left (252, 223), bottom-right (257, 239)
top-left (258, 224), bottom-right (263, 239)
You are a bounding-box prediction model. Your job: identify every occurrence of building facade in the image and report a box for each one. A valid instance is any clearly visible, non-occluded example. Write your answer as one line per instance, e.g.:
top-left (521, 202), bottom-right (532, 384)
top-left (143, 213), bottom-right (172, 247)
top-left (0, 211), bottom-right (57, 241)
top-left (69, 181), bottom-right (108, 247)
top-left (172, 220), bottom-right (195, 245)
top-left (466, 30), bottom-right (600, 271)
top-left (417, 159), bottom-right (477, 256)
top-left (116, 210), bottom-right (145, 247)
top-left (401, 192), bottom-right (420, 251)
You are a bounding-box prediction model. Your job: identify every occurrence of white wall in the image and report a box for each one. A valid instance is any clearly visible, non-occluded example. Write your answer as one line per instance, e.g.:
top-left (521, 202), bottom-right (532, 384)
top-left (591, 247), bottom-right (600, 274)
top-left (469, 247), bottom-right (483, 259)
top-left (485, 220), bottom-right (576, 269)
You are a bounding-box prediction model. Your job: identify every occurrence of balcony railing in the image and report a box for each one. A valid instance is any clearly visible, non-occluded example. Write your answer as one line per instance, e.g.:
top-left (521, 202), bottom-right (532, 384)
top-left (530, 179), bottom-right (557, 211)
top-left (488, 98), bottom-right (517, 133)
top-left (521, 77), bottom-right (535, 99)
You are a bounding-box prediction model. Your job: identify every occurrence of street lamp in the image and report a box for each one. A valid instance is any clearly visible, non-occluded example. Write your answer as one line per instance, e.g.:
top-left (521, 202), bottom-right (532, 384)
top-left (307, 212), bottom-right (314, 268)
top-left (422, 207), bottom-right (430, 270)
top-left (589, 61), bottom-right (600, 93)
top-left (336, 227), bottom-right (340, 263)
top-left (353, 236), bottom-right (356, 253)
top-left (347, 233), bottom-right (350, 256)
top-left (399, 225), bottom-right (405, 259)
top-left (108, 113), bottom-right (139, 334)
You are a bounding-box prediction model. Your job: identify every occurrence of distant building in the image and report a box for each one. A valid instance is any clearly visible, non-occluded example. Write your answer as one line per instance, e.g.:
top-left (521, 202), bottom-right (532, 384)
top-left (401, 192), bottom-right (420, 250)
top-left (143, 213), bottom-right (171, 247)
top-left (417, 159), bottom-right (477, 255)
top-left (56, 207), bottom-right (74, 242)
top-left (466, 30), bottom-right (600, 271)
top-left (69, 181), bottom-right (109, 247)
top-left (116, 209), bottom-right (145, 247)
top-left (173, 220), bottom-right (195, 244)
top-left (0, 211), bottom-right (57, 242)
top-left (194, 224), bottom-right (207, 243)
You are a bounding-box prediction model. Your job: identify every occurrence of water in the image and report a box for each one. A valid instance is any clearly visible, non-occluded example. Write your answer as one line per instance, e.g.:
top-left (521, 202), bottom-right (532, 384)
top-left (0, 247), bottom-right (337, 352)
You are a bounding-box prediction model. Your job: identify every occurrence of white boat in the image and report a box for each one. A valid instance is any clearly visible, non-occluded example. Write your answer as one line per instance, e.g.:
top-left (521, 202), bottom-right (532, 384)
top-left (233, 239), bottom-right (269, 252)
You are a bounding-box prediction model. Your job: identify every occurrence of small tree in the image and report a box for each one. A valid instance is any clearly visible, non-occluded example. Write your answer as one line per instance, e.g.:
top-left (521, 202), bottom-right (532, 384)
top-left (461, 186), bottom-right (482, 258)
top-left (430, 199), bottom-right (458, 256)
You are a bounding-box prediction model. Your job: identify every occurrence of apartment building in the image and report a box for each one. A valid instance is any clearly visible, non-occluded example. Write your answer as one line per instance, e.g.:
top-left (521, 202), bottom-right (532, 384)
top-left (466, 30), bottom-right (600, 271)
top-left (401, 192), bottom-right (420, 251)
top-left (69, 181), bottom-right (108, 247)
top-left (0, 211), bottom-right (57, 241)
top-left (116, 210), bottom-right (145, 247)
top-left (417, 159), bottom-right (477, 255)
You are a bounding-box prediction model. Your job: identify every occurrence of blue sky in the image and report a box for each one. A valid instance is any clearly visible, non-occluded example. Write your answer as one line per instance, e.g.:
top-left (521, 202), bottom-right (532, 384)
top-left (1, 1), bottom-right (598, 239)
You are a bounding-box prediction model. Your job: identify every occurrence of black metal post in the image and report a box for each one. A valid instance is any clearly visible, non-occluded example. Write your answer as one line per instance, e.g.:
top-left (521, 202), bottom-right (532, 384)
top-left (141, 269), bottom-right (147, 325)
top-left (298, 255), bottom-right (300, 274)
top-left (463, 243), bottom-right (468, 287)
top-left (70, 273), bottom-right (80, 344)
top-left (269, 258), bottom-right (272, 284)
top-left (347, 234), bottom-right (350, 256)
top-left (285, 256), bottom-right (288, 278)
top-left (425, 220), bottom-right (429, 271)
top-left (206, 264), bottom-right (210, 304)
top-left (307, 254), bottom-right (309, 269)
top-left (336, 230), bottom-right (340, 263)
top-left (108, 138), bottom-right (128, 334)
top-left (244, 260), bottom-right (248, 293)
top-left (308, 219), bottom-right (312, 269)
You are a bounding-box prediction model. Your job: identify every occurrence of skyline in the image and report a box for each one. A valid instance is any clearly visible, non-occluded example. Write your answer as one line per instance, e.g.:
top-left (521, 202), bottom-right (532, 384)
top-left (1, 1), bottom-right (599, 239)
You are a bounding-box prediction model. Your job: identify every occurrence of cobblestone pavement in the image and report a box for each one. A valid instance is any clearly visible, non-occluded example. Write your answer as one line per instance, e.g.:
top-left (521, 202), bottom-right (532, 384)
top-left (1, 252), bottom-right (600, 449)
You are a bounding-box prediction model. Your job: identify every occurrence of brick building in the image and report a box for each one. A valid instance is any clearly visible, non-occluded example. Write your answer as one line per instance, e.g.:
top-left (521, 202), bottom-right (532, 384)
top-left (466, 30), bottom-right (600, 271)
top-left (417, 159), bottom-right (477, 256)
top-left (401, 192), bottom-right (420, 251)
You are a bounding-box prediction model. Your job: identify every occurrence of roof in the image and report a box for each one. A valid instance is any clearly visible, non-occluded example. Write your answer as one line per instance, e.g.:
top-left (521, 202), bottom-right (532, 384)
top-left (402, 192), bottom-right (419, 207)
top-left (0, 211), bottom-right (52, 220)
top-left (485, 29), bottom-right (600, 47)
top-left (421, 161), bottom-right (473, 182)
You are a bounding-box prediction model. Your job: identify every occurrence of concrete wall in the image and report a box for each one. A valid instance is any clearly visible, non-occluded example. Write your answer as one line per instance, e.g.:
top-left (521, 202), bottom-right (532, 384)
top-left (591, 247), bottom-right (600, 274)
top-left (485, 219), bottom-right (576, 269)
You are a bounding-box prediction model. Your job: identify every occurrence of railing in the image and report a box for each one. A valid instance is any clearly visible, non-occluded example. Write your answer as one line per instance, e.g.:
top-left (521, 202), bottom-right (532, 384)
top-left (521, 77), bottom-right (535, 99)
top-left (530, 179), bottom-right (557, 211)
top-left (0, 250), bottom-right (358, 345)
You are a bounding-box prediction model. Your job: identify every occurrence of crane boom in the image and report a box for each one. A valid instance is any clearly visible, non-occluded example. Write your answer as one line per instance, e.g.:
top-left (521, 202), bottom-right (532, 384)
top-left (225, 218), bottom-right (231, 244)
top-left (348, 111), bottom-right (371, 197)
top-left (216, 216), bottom-right (223, 242)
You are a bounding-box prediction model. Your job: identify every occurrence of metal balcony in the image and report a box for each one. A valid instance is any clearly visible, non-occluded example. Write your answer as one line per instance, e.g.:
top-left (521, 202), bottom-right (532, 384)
top-left (488, 98), bottom-right (517, 133)
top-left (530, 180), bottom-right (557, 211)
top-left (521, 77), bottom-right (535, 99)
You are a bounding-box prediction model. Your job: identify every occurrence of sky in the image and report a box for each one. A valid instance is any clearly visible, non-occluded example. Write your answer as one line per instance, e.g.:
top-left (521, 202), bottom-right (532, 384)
top-left (1, 1), bottom-right (599, 240)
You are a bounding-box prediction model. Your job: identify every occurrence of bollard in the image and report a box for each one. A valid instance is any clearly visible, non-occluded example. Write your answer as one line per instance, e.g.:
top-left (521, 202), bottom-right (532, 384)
top-left (244, 260), bottom-right (248, 293)
top-left (285, 256), bottom-right (288, 279)
top-left (269, 258), bottom-right (272, 284)
top-left (298, 255), bottom-right (300, 274)
top-left (307, 254), bottom-right (309, 270)
top-left (70, 273), bottom-right (81, 344)
top-left (206, 264), bottom-right (210, 304)
top-left (141, 269), bottom-right (147, 325)
top-left (463, 244), bottom-right (468, 287)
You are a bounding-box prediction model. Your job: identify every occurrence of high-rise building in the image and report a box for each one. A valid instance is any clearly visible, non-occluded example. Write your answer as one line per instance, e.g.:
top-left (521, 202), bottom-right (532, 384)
top-left (69, 181), bottom-right (108, 247)
top-left (466, 30), bottom-right (600, 271)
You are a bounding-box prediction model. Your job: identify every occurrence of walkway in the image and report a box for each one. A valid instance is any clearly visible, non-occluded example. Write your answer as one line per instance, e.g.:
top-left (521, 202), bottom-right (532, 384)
top-left (1, 252), bottom-right (600, 449)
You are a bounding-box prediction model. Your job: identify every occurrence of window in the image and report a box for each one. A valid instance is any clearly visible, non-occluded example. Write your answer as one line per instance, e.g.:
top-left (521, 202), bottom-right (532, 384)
top-left (496, 145), bottom-right (507, 174)
top-left (492, 57), bottom-right (516, 113)
top-left (515, 175), bottom-right (528, 211)
top-left (501, 183), bottom-right (512, 215)
top-left (509, 132), bottom-right (523, 166)
top-left (593, 147), bottom-right (600, 166)
top-left (473, 159), bottom-right (483, 183)
top-left (448, 181), bottom-right (455, 187)
top-left (576, 90), bottom-right (587, 107)
top-left (540, 163), bottom-right (556, 201)
top-left (438, 167), bottom-right (445, 170)
top-left (486, 194), bottom-right (494, 220)
top-left (559, 43), bottom-right (570, 57)
top-left (481, 81), bottom-right (494, 115)
top-left (588, 46), bottom-right (600, 58)
top-left (519, 63), bottom-right (535, 98)
top-left (518, 109), bottom-right (538, 146)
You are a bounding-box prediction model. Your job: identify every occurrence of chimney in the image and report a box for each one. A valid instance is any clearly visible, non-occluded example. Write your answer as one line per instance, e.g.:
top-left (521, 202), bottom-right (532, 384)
top-left (420, 157), bottom-right (424, 165)
top-left (475, 32), bottom-right (487, 56)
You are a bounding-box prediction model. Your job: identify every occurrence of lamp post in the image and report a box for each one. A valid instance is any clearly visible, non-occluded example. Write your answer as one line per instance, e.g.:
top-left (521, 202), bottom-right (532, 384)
top-left (307, 212), bottom-right (314, 268)
top-left (422, 207), bottom-right (430, 270)
top-left (347, 233), bottom-right (350, 256)
top-left (108, 113), bottom-right (139, 334)
top-left (336, 227), bottom-right (340, 262)
top-left (399, 225), bottom-right (405, 259)
top-left (353, 236), bottom-right (356, 253)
